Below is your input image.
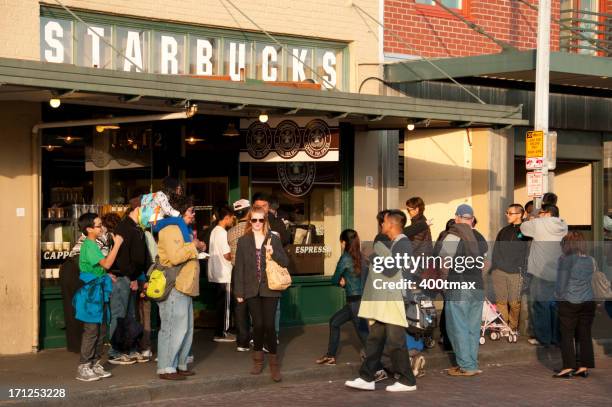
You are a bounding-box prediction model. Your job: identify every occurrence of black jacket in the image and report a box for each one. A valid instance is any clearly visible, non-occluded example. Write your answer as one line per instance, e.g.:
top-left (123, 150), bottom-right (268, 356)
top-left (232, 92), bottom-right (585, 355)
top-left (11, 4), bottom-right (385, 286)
top-left (268, 211), bottom-right (290, 246)
top-left (491, 223), bottom-right (529, 274)
top-left (234, 232), bottom-right (289, 299)
top-left (114, 216), bottom-right (150, 280)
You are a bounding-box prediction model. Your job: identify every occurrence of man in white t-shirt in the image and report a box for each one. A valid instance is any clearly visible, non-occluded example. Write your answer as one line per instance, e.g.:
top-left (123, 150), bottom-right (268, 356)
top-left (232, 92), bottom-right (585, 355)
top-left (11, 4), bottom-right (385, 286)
top-left (208, 207), bottom-right (235, 342)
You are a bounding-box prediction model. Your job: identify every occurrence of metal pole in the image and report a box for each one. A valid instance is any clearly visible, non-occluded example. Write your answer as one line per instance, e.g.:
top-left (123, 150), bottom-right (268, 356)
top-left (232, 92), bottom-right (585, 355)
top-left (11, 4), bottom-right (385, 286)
top-left (533, 0), bottom-right (552, 210)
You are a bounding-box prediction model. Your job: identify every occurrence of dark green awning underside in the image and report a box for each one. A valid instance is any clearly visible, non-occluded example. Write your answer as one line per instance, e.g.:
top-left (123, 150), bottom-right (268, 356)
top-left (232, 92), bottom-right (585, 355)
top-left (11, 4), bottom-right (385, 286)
top-left (0, 57), bottom-right (525, 126)
top-left (384, 50), bottom-right (612, 91)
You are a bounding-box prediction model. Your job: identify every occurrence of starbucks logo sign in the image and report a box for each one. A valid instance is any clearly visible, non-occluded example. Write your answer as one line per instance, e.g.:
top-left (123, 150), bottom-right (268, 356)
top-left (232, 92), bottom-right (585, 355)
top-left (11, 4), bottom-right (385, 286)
top-left (277, 162), bottom-right (316, 197)
top-left (274, 120), bottom-right (301, 159)
top-left (303, 119), bottom-right (332, 159)
top-left (246, 122), bottom-right (272, 159)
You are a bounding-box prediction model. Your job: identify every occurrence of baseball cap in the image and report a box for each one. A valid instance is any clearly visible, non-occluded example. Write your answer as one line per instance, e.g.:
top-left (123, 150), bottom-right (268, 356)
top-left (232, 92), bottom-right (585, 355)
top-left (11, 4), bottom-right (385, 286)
top-left (455, 204), bottom-right (474, 218)
top-left (233, 199), bottom-right (251, 211)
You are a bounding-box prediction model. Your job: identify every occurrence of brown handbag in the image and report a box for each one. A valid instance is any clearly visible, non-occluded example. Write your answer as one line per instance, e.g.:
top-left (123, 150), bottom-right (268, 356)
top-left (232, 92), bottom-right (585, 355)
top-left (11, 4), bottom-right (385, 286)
top-left (265, 238), bottom-right (292, 291)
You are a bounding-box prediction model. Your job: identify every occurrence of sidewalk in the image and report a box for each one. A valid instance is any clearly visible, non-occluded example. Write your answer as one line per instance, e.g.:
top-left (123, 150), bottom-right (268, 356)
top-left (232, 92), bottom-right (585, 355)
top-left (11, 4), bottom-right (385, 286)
top-left (1, 308), bottom-right (611, 406)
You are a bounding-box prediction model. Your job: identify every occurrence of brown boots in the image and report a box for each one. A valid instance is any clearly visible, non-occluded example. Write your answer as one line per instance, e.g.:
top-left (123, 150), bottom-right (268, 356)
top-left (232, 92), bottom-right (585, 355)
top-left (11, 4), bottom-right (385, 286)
top-left (250, 351), bottom-right (281, 382)
top-left (269, 354), bottom-right (282, 382)
top-left (251, 351), bottom-right (264, 375)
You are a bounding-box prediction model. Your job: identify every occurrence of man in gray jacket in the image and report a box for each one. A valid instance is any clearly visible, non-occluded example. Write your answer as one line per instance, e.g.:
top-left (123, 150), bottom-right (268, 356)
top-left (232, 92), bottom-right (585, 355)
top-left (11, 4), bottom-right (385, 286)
top-left (520, 204), bottom-right (568, 346)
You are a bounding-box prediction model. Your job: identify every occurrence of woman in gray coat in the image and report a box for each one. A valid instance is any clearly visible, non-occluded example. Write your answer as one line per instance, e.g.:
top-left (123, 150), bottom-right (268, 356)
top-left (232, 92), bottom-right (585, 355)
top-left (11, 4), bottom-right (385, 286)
top-left (234, 206), bottom-right (289, 382)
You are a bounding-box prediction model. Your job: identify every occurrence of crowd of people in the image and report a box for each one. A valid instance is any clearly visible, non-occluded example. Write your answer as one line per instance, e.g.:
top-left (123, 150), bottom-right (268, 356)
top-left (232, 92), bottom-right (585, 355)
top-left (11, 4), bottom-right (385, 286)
top-left (67, 184), bottom-right (610, 389)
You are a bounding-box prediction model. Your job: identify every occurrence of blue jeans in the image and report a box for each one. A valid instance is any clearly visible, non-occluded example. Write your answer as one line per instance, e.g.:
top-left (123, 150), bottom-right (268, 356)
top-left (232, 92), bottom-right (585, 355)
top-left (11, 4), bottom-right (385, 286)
top-left (326, 299), bottom-right (367, 357)
top-left (445, 289), bottom-right (484, 371)
top-left (529, 276), bottom-right (559, 345)
top-left (109, 276), bottom-right (137, 357)
top-left (275, 301), bottom-right (280, 336)
top-left (157, 288), bottom-right (193, 374)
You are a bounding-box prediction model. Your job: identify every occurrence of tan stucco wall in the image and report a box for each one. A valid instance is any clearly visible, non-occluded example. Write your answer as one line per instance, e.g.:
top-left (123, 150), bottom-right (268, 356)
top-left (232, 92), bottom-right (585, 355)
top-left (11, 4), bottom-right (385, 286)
top-left (399, 128), bottom-right (473, 240)
top-left (0, 102), bottom-right (41, 354)
top-left (354, 130), bottom-right (382, 241)
top-left (515, 163), bottom-right (592, 226)
top-left (1, 0), bottom-right (382, 93)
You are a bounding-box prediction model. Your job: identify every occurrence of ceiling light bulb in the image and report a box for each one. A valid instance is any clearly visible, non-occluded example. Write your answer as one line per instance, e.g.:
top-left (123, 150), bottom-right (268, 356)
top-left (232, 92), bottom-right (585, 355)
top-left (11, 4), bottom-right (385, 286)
top-left (65, 136), bottom-right (73, 144)
top-left (96, 125), bottom-right (105, 133)
top-left (258, 113), bottom-right (269, 123)
top-left (407, 123), bottom-right (415, 131)
top-left (49, 98), bottom-right (61, 108)
top-left (45, 145), bottom-right (55, 151)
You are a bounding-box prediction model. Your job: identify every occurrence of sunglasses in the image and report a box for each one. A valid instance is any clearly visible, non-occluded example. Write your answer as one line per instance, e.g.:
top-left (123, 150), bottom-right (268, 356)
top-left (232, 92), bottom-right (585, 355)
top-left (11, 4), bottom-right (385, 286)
top-left (505, 212), bottom-right (521, 215)
top-left (250, 218), bottom-right (265, 224)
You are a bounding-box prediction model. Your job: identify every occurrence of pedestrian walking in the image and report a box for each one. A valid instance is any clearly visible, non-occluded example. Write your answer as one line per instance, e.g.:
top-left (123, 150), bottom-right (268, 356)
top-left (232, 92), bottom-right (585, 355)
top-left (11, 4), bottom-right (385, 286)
top-left (554, 231), bottom-right (596, 378)
top-left (234, 206), bottom-right (289, 382)
top-left (346, 210), bottom-right (417, 392)
top-left (316, 229), bottom-right (367, 365)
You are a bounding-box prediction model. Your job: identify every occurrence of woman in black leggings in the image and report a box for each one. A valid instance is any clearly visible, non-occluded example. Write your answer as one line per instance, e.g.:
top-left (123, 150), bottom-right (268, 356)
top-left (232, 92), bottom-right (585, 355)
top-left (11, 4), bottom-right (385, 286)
top-left (234, 206), bottom-right (289, 382)
top-left (554, 231), bottom-right (596, 378)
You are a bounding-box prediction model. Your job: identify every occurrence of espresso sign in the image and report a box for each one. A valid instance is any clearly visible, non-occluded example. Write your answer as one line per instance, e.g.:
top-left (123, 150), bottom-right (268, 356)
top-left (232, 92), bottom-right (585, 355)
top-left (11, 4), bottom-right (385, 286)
top-left (240, 117), bottom-right (339, 162)
top-left (40, 16), bottom-right (343, 88)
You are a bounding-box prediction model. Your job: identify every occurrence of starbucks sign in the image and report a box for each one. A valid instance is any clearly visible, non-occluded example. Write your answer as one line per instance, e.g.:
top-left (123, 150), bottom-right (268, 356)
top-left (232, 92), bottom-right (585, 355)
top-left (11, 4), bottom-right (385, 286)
top-left (39, 13), bottom-right (345, 89)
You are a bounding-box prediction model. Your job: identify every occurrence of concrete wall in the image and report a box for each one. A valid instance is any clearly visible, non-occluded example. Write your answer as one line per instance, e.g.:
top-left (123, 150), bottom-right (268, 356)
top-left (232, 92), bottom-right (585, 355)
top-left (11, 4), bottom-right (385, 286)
top-left (0, 102), bottom-right (41, 354)
top-left (354, 130), bottom-right (383, 241)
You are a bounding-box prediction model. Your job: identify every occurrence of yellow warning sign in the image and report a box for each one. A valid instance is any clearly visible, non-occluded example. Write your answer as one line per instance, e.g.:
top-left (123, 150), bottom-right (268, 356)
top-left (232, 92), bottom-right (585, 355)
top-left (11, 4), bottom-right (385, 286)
top-left (526, 130), bottom-right (544, 158)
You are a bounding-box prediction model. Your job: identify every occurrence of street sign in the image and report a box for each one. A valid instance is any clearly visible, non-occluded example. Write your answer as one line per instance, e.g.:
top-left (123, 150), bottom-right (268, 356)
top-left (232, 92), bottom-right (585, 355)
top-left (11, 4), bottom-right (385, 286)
top-left (526, 130), bottom-right (544, 158)
top-left (527, 171), bottom-right (544, 197)
top-left (526, 157), bottom-right (544, 170)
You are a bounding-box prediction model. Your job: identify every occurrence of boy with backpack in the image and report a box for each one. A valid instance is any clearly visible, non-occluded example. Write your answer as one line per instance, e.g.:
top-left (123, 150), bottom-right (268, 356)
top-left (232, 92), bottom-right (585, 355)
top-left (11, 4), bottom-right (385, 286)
top-left (74, 213), bottom-right (123, 382)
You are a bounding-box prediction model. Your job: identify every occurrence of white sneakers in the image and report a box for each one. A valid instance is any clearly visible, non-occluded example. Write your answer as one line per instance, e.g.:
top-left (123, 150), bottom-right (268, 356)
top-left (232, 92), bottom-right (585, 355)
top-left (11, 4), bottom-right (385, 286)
top-left (345, 377), bottom-right (417, 392)
top-left (76, 364), bottom-right (100, 382)
top-left (92, 362), bottom-right (112, 378)
top-left (385, 382), bottom-right (417, 392)
top-left (345, 377), bottom-right (375, 390)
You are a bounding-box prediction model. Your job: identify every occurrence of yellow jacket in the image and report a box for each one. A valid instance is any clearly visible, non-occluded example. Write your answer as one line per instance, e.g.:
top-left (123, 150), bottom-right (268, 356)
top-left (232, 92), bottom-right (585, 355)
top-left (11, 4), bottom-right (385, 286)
top-left (157, 224), bottom-right (200, 297)
top-left (358, 240), bottom-right (407, 327)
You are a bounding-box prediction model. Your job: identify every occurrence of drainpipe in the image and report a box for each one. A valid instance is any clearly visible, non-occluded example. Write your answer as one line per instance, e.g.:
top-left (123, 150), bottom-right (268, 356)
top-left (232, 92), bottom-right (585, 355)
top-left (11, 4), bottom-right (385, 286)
top-left (29, 106), bottom-right (197, 352)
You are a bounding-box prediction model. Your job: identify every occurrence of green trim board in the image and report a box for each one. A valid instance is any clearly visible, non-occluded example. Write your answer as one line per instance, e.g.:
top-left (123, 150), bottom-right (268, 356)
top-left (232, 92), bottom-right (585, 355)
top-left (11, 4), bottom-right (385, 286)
top-left (280, 275), bottom-right (344, 327)
top-left (340, 123), bottom-right (355, 230)
top-left (384, 50), bottom-right (612, 91)
top-left (0, 57), bottom-right (526, 126)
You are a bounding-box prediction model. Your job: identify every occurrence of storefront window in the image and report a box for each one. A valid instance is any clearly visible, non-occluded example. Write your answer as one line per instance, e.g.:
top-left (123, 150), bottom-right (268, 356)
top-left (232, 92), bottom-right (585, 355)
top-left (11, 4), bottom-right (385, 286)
top-left (286, 47), bottom-right (313, 82)
top-left (315, 48), bottom-right (342, 90)
top-left (251, 162), bottom-right (342, 276)
top-left (40, 17), bottom-right (73, 64)
top-left (114, 27), bottom-right (149, 73)
top-left (254, 43), bottom-right (283, 81)
top-left (223, 40), bottom-right (252, 81)
top-left (189, 36), bottom-right (219, 76)
top-left (75, 22), bottom-right (112, 69)
top-left (152, 32), bottom-right (186, 74)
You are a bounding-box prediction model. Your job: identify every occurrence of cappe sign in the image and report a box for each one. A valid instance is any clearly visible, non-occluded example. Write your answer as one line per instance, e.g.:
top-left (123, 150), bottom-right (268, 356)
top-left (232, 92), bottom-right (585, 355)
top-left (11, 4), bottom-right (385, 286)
top-left (40, 16), bottom-right (343, 89)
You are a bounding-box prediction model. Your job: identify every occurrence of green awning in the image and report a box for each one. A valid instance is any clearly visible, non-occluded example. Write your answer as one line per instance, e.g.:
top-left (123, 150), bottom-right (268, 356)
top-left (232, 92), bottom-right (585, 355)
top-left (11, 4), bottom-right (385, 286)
top-left (0, 57), bottom-right (526, 126)
top-left (384, 50), bottom-right (612, 91)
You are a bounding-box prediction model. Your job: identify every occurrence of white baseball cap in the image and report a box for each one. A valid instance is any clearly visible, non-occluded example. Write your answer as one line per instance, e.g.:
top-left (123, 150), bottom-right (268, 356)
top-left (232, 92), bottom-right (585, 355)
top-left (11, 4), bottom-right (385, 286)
top-left (233, 199), bottom-right (250, 211)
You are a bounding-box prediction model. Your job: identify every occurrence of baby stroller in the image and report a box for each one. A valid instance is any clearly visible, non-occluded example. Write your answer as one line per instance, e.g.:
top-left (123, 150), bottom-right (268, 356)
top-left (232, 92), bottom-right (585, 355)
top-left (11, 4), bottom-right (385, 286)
top-left (479, 298), bottom-right (518, 344)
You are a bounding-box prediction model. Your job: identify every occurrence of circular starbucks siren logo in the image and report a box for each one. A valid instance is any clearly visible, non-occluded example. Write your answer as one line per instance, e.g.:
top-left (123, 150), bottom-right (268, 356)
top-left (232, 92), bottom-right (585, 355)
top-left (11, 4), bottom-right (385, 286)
top-left (277, 162), bottom-right (316, 197)
top-left (273, 120), bottom-right (301, 159)
top-left (246, 122), bottom-right (273, 159)
top-left (303, 119), bottom-right (331, 159)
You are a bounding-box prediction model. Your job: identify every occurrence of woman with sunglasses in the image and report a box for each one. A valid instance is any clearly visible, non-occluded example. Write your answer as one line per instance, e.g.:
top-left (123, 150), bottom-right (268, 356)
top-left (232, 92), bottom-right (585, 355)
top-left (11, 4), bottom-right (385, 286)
top-left (234, 206), bottom-right (289, 382)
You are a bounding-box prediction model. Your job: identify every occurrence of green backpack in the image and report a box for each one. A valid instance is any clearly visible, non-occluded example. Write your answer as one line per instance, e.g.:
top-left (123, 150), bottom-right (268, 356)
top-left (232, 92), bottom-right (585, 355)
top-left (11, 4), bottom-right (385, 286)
top-left (145, 261), bottom-right (181, 302)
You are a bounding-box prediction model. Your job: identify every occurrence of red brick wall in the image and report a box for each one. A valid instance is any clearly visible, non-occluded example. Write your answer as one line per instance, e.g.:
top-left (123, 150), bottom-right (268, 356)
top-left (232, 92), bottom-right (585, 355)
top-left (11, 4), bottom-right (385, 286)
top-left (385, 0), bottom-right (561, 58)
